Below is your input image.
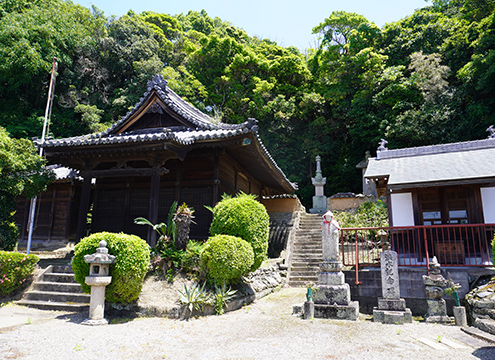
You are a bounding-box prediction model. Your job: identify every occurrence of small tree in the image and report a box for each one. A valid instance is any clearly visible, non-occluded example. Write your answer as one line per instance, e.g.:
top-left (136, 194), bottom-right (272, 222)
top-left (0, 127), bottom-right (54, 250)
top-left (174, 203), bottom-right (195, 251)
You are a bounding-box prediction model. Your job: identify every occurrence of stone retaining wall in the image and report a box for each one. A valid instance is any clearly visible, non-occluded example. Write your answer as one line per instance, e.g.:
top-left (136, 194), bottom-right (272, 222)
top-left (344, 267), bottom-right (494, 316)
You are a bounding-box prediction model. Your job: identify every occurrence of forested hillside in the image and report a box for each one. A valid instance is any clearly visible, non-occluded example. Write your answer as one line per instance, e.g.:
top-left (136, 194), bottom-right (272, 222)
top-left (1, 0), bottom-right (494, 207)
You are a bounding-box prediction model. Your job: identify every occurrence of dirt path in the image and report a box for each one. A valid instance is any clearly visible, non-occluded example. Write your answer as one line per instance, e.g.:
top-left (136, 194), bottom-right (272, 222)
top-left (1, 287), bottom-right (494, 360)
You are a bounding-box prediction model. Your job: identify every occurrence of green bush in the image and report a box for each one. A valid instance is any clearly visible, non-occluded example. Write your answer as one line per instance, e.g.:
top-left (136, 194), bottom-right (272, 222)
top-left (200, 235), bottom-right (254, 285)
top-left (0, 251), bottom-right (39, 295)
top-left (72, 232), bottom-right (150, 304)
top-left (334, 200), bottom-right (389, 228)
top-left (209, 193), bottom-right (269, 271)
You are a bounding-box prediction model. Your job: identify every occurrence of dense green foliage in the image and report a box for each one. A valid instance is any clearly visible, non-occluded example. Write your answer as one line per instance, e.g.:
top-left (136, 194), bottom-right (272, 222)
top-left (3, 1), bottom-right (495, 208)
top-left (0, 127), bottom-right (54, 250)
top-left (334, 201), bottom-right (389, 228)
top-left (0, 251), bottom-right (39, 295)
top-left (72, 232), bottom-right (150, 304)
top-left (209, 193), bottom-right (269, 271)
top-left (200, 234), bottom-right (254, 285)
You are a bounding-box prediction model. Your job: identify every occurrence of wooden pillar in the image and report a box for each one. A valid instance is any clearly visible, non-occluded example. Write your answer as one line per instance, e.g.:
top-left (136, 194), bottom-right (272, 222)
top-left (148, 169), bottom-right (160, 246)
top-left (47, 188), bottom-right (57, 241)
top-left (213, 152), bottom-right (219, 204)
top-left (76, 176), bottom-right (92, 242)
top-left (175, 162), bottom-right (182, 202)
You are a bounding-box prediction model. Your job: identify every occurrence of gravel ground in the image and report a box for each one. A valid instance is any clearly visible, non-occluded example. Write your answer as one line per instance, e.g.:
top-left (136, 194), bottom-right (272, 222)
top-left (1, 287), bottom-right (495, 360)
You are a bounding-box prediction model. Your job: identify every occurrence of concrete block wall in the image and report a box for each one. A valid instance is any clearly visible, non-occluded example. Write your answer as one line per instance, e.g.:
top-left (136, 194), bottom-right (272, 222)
top-left (343, 267), bottom-right (494, 316)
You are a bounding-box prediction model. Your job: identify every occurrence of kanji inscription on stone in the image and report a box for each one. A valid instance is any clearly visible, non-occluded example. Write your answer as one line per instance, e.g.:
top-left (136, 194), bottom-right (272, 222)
top-left (380, 250), bottom-right (400, 299)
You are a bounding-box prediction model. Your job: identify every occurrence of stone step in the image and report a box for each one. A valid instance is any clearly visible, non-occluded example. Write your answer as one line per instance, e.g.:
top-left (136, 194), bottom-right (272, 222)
top-left (294, 237), bottom-right (320, 243)
top-left (291, 256), bottom-right (322, 262)
top-left (52, 265), bottom-right (75, 274)
top-left (292, 259), bottom-right (322, 264)
top-left (32, 281), bottom-right (85, 293)
top-left (288, 213), bottom-right (327, 286)
top-left (43, 273), bottom-right (78, 284)
top-left (293, 241), bottom-right (321, 245)
top-left (15, 299), bottom-right (89, 312)
top-left (290, 270), bottom-right (319, 277)
top-left (292, 245), bottom-right (322, 251)
top-left (473, 318), bottom-right (495, 336)
top-left (288, 278), bottom-right (318, 287)
top-left (23, 290), bottom-right (90, 304)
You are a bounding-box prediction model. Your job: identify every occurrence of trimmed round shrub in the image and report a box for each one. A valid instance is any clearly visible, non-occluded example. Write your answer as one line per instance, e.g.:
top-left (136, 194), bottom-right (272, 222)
top-left (209, 193), bottom-right (269, 271)
top-left (72, 232), bottom-right (150, 304)
top-left (0, 251), bottom-right (39, 295)
top-left (200, 234), bottom-right (254, 285)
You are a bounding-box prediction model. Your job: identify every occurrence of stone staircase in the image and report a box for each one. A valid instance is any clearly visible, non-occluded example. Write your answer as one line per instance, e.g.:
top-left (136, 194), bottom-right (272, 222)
top-left (288, 213), bottom-right (322, 287)
top-left (16, 265), bottom-right (90, 312)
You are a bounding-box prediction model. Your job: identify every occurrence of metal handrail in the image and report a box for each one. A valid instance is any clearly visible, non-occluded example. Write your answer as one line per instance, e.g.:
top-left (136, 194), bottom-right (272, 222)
top-left (340, 223), bottom-right (495, 284)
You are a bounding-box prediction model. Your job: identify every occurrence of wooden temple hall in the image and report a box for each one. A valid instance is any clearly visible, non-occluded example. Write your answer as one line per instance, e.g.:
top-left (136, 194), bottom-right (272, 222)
top-left (18, 75), bottom-right (296, 246)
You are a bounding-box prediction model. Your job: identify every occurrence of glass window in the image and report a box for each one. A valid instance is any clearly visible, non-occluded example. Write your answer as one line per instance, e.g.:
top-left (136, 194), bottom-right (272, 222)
top-left (423, 211), bottom-right (441, 220)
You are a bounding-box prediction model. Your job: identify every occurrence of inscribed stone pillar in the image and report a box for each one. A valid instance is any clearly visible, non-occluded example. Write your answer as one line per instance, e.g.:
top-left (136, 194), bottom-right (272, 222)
top-left (373, 250), bottom-right (412, 324)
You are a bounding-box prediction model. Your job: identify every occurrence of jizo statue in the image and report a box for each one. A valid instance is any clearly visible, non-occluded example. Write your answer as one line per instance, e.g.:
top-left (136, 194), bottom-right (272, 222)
top-left (321, 210), bottom-right (341, 262)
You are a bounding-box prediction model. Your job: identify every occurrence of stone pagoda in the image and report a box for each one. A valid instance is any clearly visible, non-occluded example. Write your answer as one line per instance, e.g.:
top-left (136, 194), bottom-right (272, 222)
top-left (309, 155), bottom-right (327, 214)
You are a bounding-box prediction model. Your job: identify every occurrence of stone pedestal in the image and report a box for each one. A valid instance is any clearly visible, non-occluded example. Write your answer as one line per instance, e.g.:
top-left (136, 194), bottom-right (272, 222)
top-left (373, 250), bottom-right (412, 324)
top-left (425, 299), bottom-right (451, 323)
top-left (82, 276), bottom-right (112, 326)
top-left (312, 213), bottom-right (359, 320)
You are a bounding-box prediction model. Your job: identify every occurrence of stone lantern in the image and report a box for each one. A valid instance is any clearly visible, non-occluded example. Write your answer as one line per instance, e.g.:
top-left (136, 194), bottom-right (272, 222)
top-left (81, 240), bottom-right (115, 326)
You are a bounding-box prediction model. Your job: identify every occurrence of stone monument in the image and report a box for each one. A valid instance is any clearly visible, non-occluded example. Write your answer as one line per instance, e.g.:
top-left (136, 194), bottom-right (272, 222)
top-left (309, 155), bottom-right (327, 214)
top-left (312, 211), bottom-right (359, 320)
top-left (373, 239), bottom-right (412, 324)
top-left (423, 256), bottom-right (452, 323)
top-left (81, 240), bottom-right (116, 326)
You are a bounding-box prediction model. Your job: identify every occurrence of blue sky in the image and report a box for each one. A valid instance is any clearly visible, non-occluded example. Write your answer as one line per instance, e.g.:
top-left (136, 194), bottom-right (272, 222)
top-left (74, 0), bottom-right (430, 50)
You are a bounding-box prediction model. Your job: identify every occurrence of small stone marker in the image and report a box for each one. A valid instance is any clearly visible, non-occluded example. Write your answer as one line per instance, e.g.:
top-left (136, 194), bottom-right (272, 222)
top-left (81, 240), bottom-right (116, 326)
top-left (373, 249), bottom-right (412, 324)
top-left (311, 211), bottom-right (359, 320)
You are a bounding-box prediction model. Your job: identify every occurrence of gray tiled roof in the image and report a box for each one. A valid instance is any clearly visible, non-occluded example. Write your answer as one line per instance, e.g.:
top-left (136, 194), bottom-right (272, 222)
top-left (365, 138), bottom-right (495, 186)
top-left (39, 127), bottom-right (254, 148)
top-left (102, 74), bottom-right (256, 135)
top-left (36, 74), bottom-right (296, 192)
top-left (38, 74), bottom-right (259, 149)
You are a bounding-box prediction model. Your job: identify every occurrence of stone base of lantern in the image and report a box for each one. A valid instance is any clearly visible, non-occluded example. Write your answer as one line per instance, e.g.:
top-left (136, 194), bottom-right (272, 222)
top-left (373, 309), bottom-right (412, 324)
top-left (425, 299), bottom-right (453, 323)
top-left (310, 195), bottom-right (327, 214)
top-left (314, 301), bottom-right (359, 321)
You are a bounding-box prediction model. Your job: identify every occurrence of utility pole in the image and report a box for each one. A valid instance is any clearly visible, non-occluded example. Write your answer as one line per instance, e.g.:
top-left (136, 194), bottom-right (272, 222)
top-left (26, 58), bottom-right (58, 254)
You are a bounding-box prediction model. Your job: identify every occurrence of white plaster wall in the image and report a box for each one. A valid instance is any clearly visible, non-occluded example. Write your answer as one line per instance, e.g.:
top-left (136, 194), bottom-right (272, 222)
top-left (481, 187), bottom-right (495, 224)
top-left (390, 192), bottom-right (415, 226)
